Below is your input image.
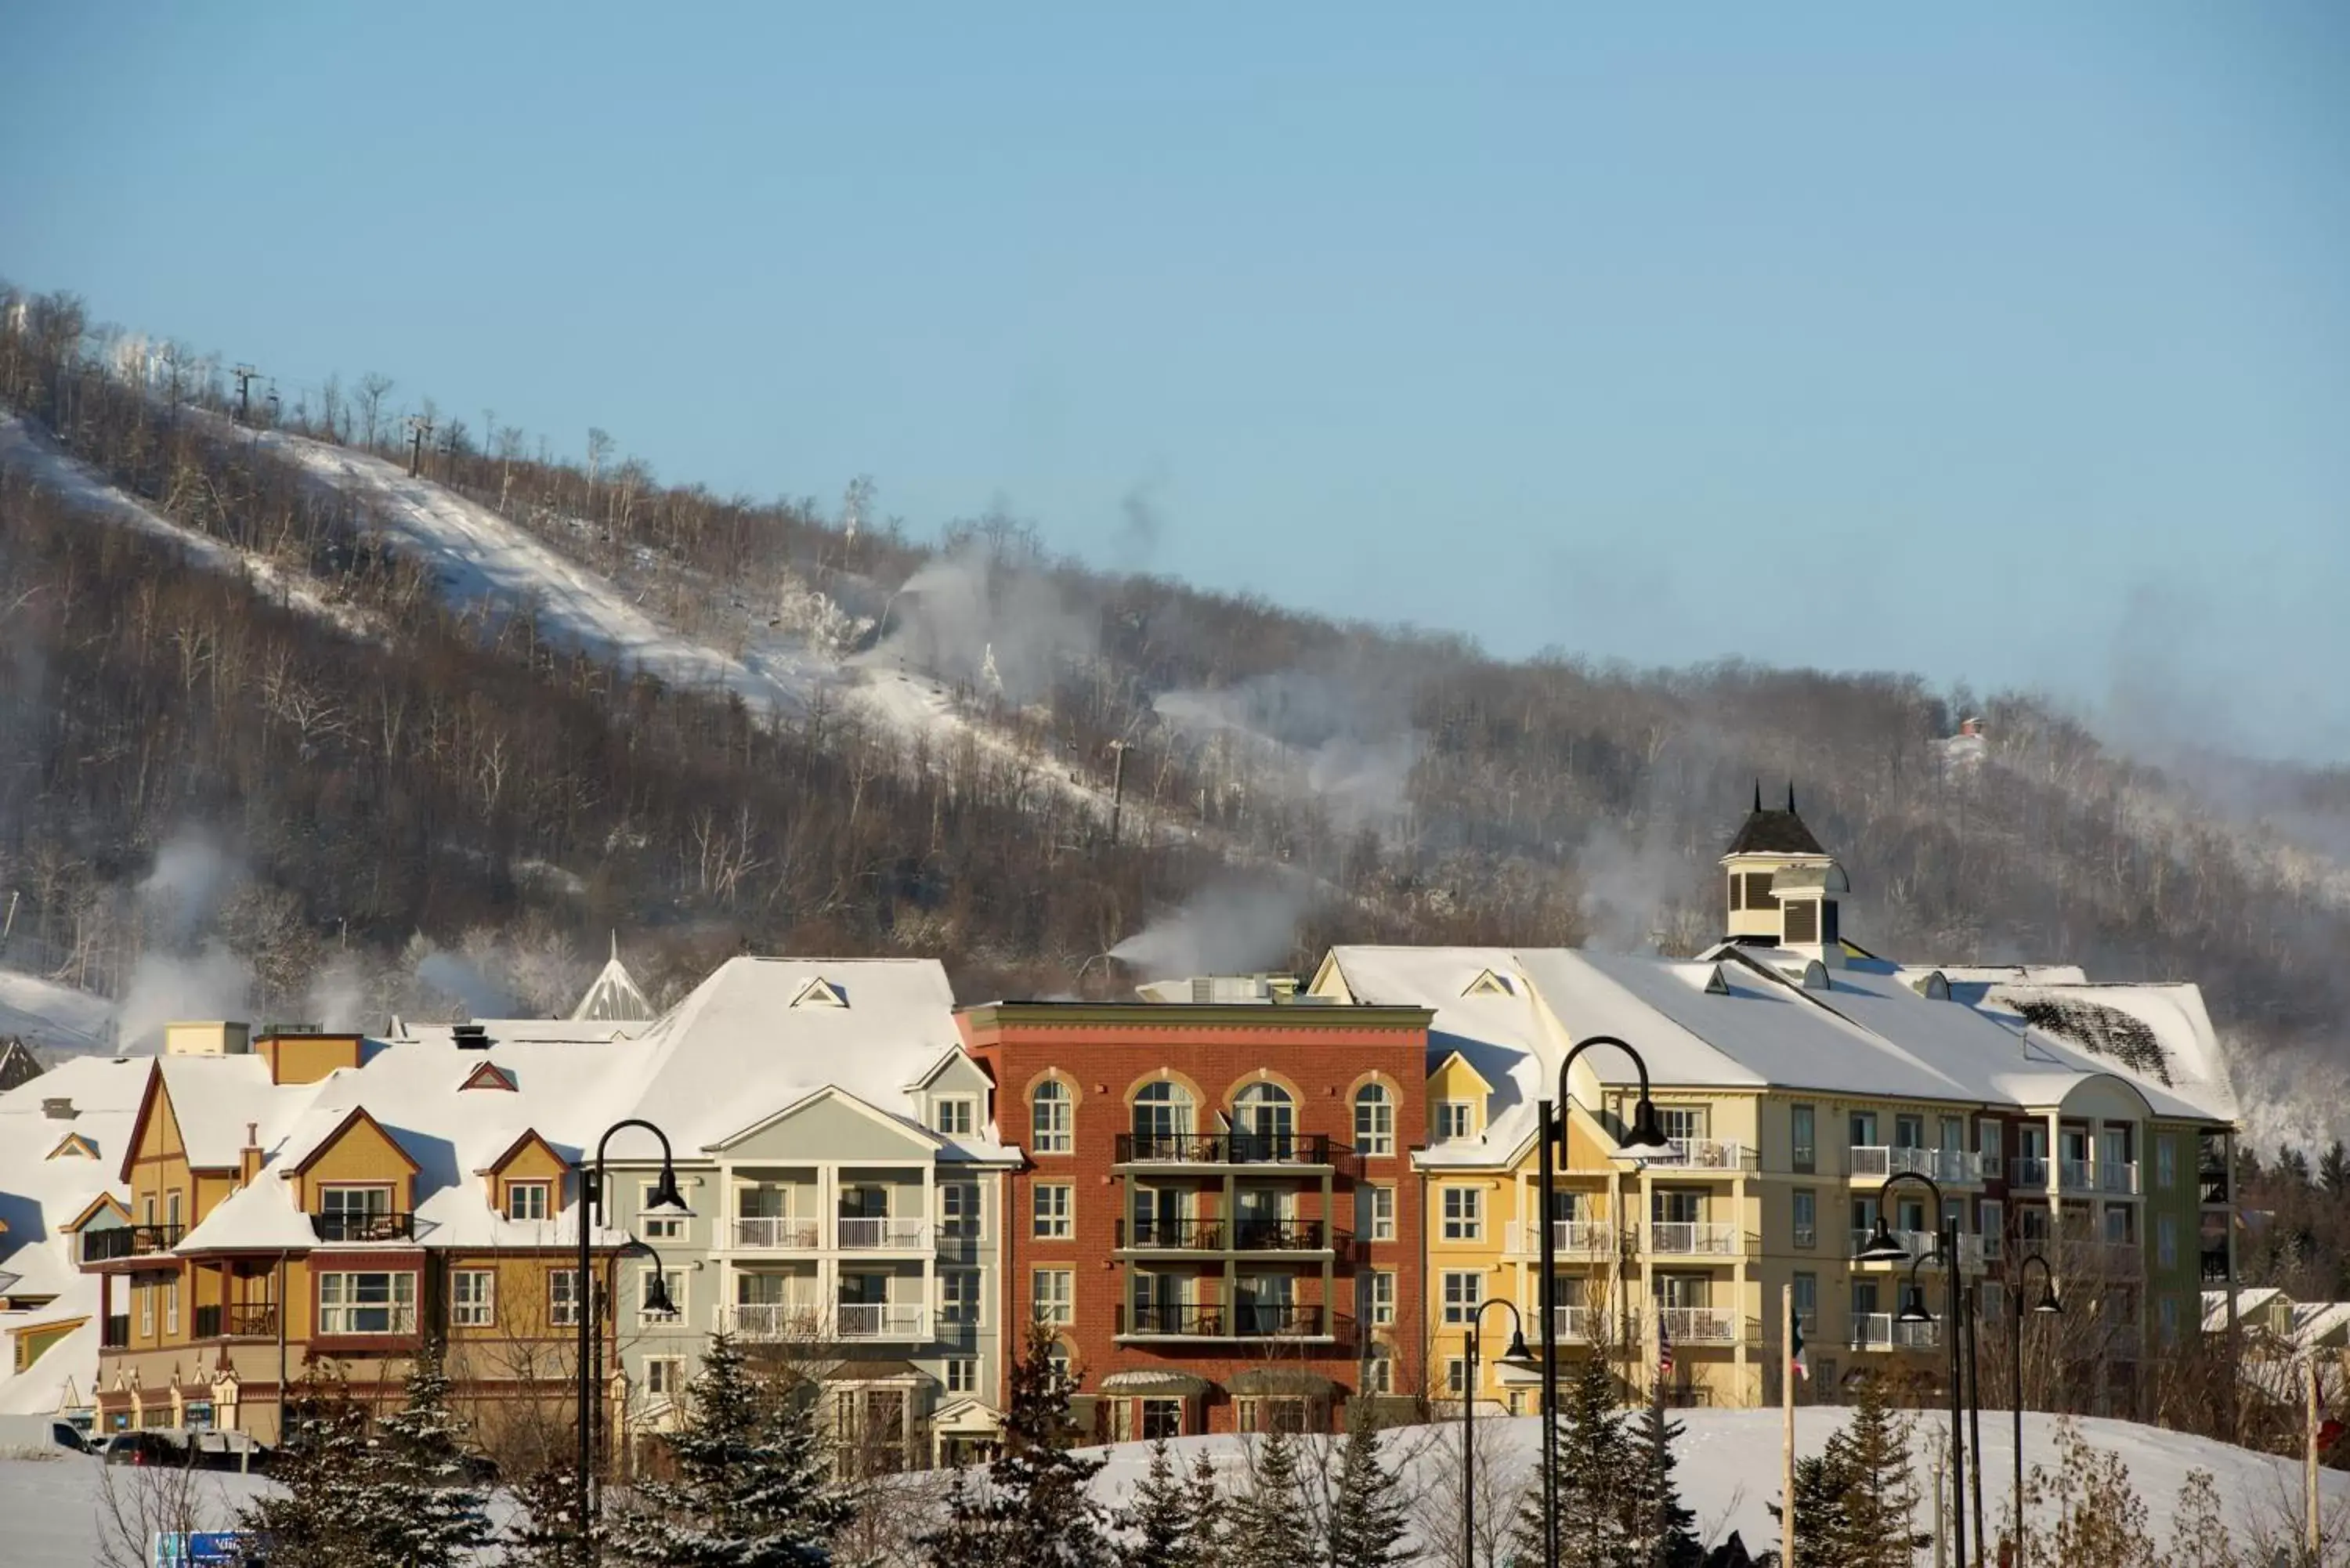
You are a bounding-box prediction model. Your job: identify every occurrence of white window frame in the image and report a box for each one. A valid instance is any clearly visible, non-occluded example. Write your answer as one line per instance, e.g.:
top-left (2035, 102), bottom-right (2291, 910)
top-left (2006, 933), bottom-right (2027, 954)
top-left (942, 1269), bottom-right (982, 1326)
top-left (1032, 1269), bottom-right (1074, 1326)
top-left (643, 1357), bottom-right (686, 1400)
top-left (1441, 1270), bottom-right (1482, 1325)
top-left (940, 1183), bottom-right (978, 1240)
top-left (640, 1266), bottom-right (686, 1325)
top-left (1366, 1353), bottom-right (1394, 1394)
top-left (1369, 1185), bottom-right (1397, 1242)
top-left (550, 1268), bottom-right (580, 1328)
top-left (139, 1284), bottom-right (154, 1339)
top-left (164, 1281), bottom-right (178, 1337)
top-left (1441, 1187), bottom-right (1484, 1243)
top-left (1031, 1082), bottom-right (1073, 1154)
top-left (451, 1268), bottom-right (497, 1328)
top-left (1436, 1101), bottom-right (1475, 1143)
top-left (932, 1097), bottom-right (976, 1137)
top-left (317, 1271), bottom-right (418, 1335)
top-left (505, 1180), bottom-right (551, 1222)
top-left (640, 1180), bottom-right (686, 1241)
top-left (945, 1357), bottom-right (978, 1396)
top-left (1369, 1270), bottom-right (1397, 1326)
top-left (1032, 1183), bottom-right (1074, 1240)
top-left (1979, 1118), bottom-right (2003, 1165)
top-left (1792, 1188), bottom-right (1817, 1248)
top-left (1657, 1107), bottom-right (1704, 1144)
top-left (1354, 1086), bottom-right (1395, 1156)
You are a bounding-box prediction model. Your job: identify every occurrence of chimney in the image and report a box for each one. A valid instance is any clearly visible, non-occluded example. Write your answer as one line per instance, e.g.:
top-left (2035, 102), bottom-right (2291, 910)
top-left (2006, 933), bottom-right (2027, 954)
top-left (238, 1122), bottom-right (263, 1185)
top-left (42, 1097), bottom-right (75, 1121)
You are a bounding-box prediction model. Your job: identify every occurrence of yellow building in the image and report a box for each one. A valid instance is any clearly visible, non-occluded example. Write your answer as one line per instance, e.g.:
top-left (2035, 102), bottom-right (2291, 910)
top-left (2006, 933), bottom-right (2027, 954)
top-left (1314, 794), bottom-right (2239, 1415)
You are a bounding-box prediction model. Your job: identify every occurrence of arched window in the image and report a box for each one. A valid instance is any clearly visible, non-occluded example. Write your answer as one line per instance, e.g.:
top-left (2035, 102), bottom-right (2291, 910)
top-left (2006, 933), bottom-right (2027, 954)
top-left (1031, 1080), bottom-right (1072, 1154)
top-left (1354, 1084), bottom-right (1394, 1157)
top-left (1131, 1082), bottom-right (1195, 1159)
top-left (1233, 1082), bottom-right (1296, 1162)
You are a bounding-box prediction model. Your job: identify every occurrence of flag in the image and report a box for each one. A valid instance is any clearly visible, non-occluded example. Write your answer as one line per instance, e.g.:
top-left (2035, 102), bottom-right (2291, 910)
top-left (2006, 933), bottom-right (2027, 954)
top-left (1790, 1315), bottom-right (1810, 1381)
top-left (1658, 1315), bottom-right (1674, 1379)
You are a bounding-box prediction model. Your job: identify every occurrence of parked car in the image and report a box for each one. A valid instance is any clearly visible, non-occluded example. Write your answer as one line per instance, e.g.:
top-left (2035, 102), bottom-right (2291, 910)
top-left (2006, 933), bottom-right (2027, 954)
top-left (103, 1429), bottom-right (191, 1466)
top-left (48, 1420), bottom-right (96, 1455)
top-left (189, 1429), bottom-right (271, 1472)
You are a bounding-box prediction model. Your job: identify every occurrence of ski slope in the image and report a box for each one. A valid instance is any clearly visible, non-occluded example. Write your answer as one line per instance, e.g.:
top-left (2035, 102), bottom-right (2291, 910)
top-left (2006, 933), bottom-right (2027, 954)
top-left (0, 967), bottom-right (116, 1057)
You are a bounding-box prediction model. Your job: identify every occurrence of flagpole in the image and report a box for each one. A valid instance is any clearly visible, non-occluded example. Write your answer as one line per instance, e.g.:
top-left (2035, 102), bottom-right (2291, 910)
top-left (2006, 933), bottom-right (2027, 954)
top-left (1782, 1283), bottom-right (1797, 1567)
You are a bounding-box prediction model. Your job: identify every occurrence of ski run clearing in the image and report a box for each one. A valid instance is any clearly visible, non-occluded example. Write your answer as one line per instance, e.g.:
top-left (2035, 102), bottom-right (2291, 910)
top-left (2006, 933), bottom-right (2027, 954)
top-left (6, 1408), bottom-right (2345, 1565)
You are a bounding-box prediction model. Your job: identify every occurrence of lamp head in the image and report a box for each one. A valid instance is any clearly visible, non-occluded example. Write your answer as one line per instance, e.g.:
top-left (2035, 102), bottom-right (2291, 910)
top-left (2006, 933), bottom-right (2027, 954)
top-left (1504, 1327), bottom-right (1532, 1362)
top-left (642, 1270), bottom-right (678, 1317)
top-left (2032, 1283), bottom-right (2064, 1316)
top-left (1855, 1219), bottom-right (1910, 1264)
top-left (1618, 1095), bottom-right (1676, 1158)
top-left (1896, 1284), bottom-right (1933, 1325)
top-left (645, 1162), bottom-right (689, 1216)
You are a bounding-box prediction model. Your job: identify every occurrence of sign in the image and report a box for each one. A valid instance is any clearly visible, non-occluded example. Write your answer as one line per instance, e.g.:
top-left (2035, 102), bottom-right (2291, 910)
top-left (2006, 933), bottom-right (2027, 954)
top-left (151, 1533), bottom-right (259, 1566)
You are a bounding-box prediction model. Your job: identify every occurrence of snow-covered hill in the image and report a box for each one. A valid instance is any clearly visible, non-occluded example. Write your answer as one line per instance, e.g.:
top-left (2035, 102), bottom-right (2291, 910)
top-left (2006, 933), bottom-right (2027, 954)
top-left (0, 967), bottom-right (116, 1057)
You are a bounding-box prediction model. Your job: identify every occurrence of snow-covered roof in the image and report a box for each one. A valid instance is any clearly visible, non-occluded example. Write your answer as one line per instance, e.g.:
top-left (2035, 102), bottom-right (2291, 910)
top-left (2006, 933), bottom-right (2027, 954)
top-left (572, 941), bottom-right (655, 1024)
top-left (2204, 1287), bottom-right (2287, 1335)
top-left (0, 1059), bottom-right (149, 1303)
top-left (0, 1313), bottom-right (97, 1416)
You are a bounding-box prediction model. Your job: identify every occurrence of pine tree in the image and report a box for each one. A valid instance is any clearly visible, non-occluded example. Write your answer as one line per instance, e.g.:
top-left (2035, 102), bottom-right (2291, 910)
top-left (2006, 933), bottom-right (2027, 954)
top-left (1123, 1437), bottom-right (1195, 1568)
top-left (1508, 1358), bottom-right (1636, 1568)
top-left (373, 1344), bottom-right (493, 1568)
top-left (919, 1321), bottom-right (1116, 1567)
top-left (606, 1331), bottom-right (848, 1568)
top-left (1226, 1422), bottom-right (1314, 1568)
top-left (233, 1374), bottom-right (381, 1567)
top-left (2320, 1141), bottom-right (2350, 1197)
top-left (507, 1464), bottom-right (594, 1568)
top-left (1818, 1378), bottom-right (1920, 1568)
top-left (2164, 1469), bottom-right (2241, 1568)
top-left (1184, 1447), bottom-right (1230, 1568)
top-left (1766, 1451), bottom-right (1853, 1568)
top-left (1326, 1400), bottom-right (1410, 1568)
top-left (1620, 1397), bottom-right (1703, 1568)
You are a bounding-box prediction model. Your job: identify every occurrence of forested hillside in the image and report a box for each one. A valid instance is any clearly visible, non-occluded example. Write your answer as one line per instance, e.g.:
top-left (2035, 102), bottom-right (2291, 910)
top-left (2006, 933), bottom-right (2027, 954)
top-left (2, 282), bottom-right (2345, 1140)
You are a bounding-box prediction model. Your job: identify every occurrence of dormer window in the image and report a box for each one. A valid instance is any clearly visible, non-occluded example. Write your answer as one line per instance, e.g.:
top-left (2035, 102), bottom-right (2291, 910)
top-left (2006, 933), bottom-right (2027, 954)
top-left (505, 1181), bottom-right (551, 1222)
top-left (931, 1097), bottom-right (975, 1137)
top-left (1435, 1100), bottom-right (1476, 1143)
top-left (791, 977), bottom-right (849, 1009)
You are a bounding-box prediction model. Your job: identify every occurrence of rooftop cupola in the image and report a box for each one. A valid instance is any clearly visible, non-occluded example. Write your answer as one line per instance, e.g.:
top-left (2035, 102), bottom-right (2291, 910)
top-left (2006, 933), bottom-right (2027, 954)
top-left (1720, 782), bottom-right (1848, 966)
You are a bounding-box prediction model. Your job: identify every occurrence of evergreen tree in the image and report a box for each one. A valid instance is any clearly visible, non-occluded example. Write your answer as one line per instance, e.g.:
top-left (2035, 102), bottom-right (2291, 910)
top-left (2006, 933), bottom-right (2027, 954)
top-left (1766, 1451), bottom-right (1854, 1568)
top-left (1817, 1378), bottom-right (1919, 1568)
top-left (2320, 1141), bottom-right (2350, 1197)
top-left (1184, 1447), bottom-right (1231, 1568)
top-left (1326, 1400), bottom-right (1410, 1568)
top-left (1226, 1422), bottom-right (1314, 1568)
top-left (1123, 1437), bottom-right (1195, 1568)
top-left (1620, 1397), bottom-right (1703, 1568)
top-left (233, 1374), bottom-right (381, 1568)
top-left (507, 1464), bottom-right (595, 1568)
top-left (606, 1331), bottom-right (848, 1568)
top-left (373, 1344), bottom-right (493, 1568)
top-left (919, 1322), bottom-right (1116, 1567)
top-left (1508, 1358), bottom-right (1636, 1568)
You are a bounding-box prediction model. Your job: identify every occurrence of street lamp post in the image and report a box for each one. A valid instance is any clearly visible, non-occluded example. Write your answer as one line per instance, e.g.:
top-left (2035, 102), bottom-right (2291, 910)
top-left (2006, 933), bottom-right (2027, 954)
top-left (576, 1120), bottom-right (687, 1564)
top-left (1856, 1170), bottom-right (1966, 1568)
top-left (1463, 1297), bottom-right (1532, 1568)
top-left (2009, 1254), bottom-right (2062, 1566)
top-left (590, 1237), bottom-right (672, 1501)
top-left (1537, 1035), bottom-right (1677, 1568)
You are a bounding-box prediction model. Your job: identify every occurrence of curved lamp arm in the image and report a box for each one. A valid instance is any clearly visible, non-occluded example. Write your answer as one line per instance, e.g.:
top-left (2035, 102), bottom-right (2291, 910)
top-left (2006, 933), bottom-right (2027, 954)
top-left (1856, 1169), bottom-right (1947, 1262)
top-left (1554, 1035), bottom-right (1676, 1158)
top-left (2016, 1252), bottom-right (2063, 1316)
top-left (588, 1118), bottom-right (688, 1221)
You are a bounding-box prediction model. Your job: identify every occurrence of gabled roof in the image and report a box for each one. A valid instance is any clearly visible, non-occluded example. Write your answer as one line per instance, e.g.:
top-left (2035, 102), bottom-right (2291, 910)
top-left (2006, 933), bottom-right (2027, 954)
top-left (1723, 807), bottom-right (1828, 858)
top-left (475, 1128), bottom-right (565, 1178)
top-left (707, 1083), bottom-right (942, 1155)
top-left (459, 1060), bottom-right (517, 1092)
top-left (284, 1106), bottom-right (421, 1177)
top-left (572, 938), bottom-right (656, 1024)
top-left (45, 1131), bottom-right (98, 1161)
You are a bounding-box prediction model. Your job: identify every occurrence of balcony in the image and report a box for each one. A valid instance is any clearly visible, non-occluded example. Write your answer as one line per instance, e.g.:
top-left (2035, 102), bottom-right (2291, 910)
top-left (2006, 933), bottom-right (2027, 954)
top-left (2096, 1162), bottom-right (2141, 1196)
top-left (2059, 1159), bottom-right (2096, 1194)
top-left (1647, 1222), bottom-right (1741, 1257)
top-left (1113, 1133), bottom-right (1334, 1168)
top-left (1641, 1138), bottom-right (1753, 1172)
top-left (732, 1217), bottom-right (822, 1251)
top-left (834, 1302), bottom-right (929, 1340)
top-left (80, 1225), bottom-right (183, 1266)
top-left (193, 1305), bottom-right (277, 1340)
top-left (2009, 1157), bottom-right (2049, 1187)
top-left (1235, 1219), bottom-right (1330, 1252)
top-left (1120, 1217), bottom-right (1227, 1252)
top-left (725, 1302), bottom-right (822, 1340)
top-left (1849, 1147), bottom-right (1982, 1183)
top-left (309, 1212), bottom-right (415, 1243)
top-left (2198, 1168), bottom-right (2230, 1206)
top-left (2200, 1248), bottom-right (2231, 1283)
top-left (1656, 1307), bottom-right (1740, 1345)
top-left (1117, 1302), bottom-right (1340, 1342)
top-left (836, 1218), bottom-right (928, 1251)
top-left (1506, 1220), bottom-right (1621, 1257)
top-left (1849, 1313), bottom-right (1940, 1350)
top-left (1848, 1229), bottom-right (1986, 1270)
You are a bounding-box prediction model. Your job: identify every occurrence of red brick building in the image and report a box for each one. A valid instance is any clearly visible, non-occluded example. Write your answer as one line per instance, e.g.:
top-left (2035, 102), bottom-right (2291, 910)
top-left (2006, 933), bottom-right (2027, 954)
top-left (956, 994), bottom-right (1431, 1437)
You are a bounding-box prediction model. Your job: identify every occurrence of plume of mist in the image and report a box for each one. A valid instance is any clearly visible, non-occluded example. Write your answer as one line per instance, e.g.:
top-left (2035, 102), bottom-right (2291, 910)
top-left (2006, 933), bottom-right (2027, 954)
top-left (869, 533), bottom-right (1096, 705)
top-left (414, 949), bottom-right (519, 1020)
top-left (1152, 668), bottom-right (1423, 833)
top-left (1574, 823), bottom-right (1703, 955)
top-left (116, 947), bottom-right (251, 1051)
top-left (1108, 878), bottom-right (1314, 981)
top-left (138, 832), bottom-right (236, 945)
top-left (110, 829), bottom-right (254, 1050)
top-left (305, 956), bottom-right (371, 1033)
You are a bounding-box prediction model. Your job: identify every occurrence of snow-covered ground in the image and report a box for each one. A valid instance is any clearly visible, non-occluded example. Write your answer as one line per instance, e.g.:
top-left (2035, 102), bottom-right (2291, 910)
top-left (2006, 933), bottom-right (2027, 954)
top-left (0, 966), bottom-right (117, 1058)
top-left (0, 1453), bottom-right (270, 1566)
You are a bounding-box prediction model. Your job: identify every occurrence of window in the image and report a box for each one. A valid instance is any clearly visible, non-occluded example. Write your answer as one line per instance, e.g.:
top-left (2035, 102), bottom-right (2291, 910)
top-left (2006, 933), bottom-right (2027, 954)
top-left (1046, 1341), bottom-right (1072, 1383)
top-left (1979, 1200), bottom-right (2004, 1252)
top-left (1792, 1272), bottom-right (1817, 1324)
top-left (2103, 1205), bottom-right (2135, 1245)
top-left (1441, 1187), bottom-right (1484, 1242)
top-left (164, 1281), bottom-right (178, 1336)
top-left (1657, 1107), bottom-right (1702, 1144)
top-left (1032, 1183), bottom-right (1073, 1240)
top-left (1792, 1190), bottom-right (1817, 1248)
top-left (318, 1272), bottom-right (418, 1335)
top-left (1031, 1081), bottom-right (1072, 1154)
top-left (942, 1270), bottom-right (981, 1326)
top-left (1366, 1353), bottom-right (1395, 1394)
top-left (1366, 1185), bottom-right (1397, 1242)
top-left (166, 1191), bottom-right (182, 1230)
top-left (2157, 1216), bottom-right (2178, 1270)
top-left (641, 1180), bottom-right (685, 1241)
top-left (2019, 1206), bottom-right (2049, 1242)
top-left (2159, 1296), bottom-right (2181, 1345)
top-left (506, 1181), bottom-right (550, 1222)
top-left (2156, 1136), bottom-right (2177, 1190)
top-left (321, 1184), bottom-right (392, 1216)
top-left (932, 1097), bottom-right (974, 1136)
top-left (640, 1267), bottom-right (685, 1324)
top-left (1436, 1101), bottom-right (1475, 1143)
top-left (1983, 1282), bottom-right (2005, 1321)
top-left (1783, 899), bottom-right (1819, 945)
top-left (1728, 870), bottom-right (1745, 912)
top-left (1354, 1085), bottom-right (1395, 1156)
top-left (645, 1357), bottom-right (685, 1399)
top-left (1441, 1270), bottom-right (1484, 1325)
top-left (1032, 1269), bottom-right (1074, 1325)
top-left (139, 1284), bottom-right (154, 1339)
top-left (1939, 1116), bottom-right (1965, 1152)
top-left (1744, 870), bottom-right (1775, 909)
top-left (1233, 1082), bottom-right (1296, 1158)
top-left (1132, 1081), bottom-right (1196, 1143)
top-left (1445, 1358), bottom-right (1468, 1397)
top-left (1894, 1115), bottom-right (1925, 1149)
top-left (940, 1183), bottom-right (978, 1240)
top-left (1791, 1105), bottom-right (1816, 1172)
top-left (1141, 1398), bottom-right (1184, 1440)
top-left (945, 1358), bottom-right (978, 1396)
top-left (451, 1270), bottom-right (496, 1328)
top-left (550, 1269), bottom-right (580, 1328)
top-left (1367, 1271), bottom-right (1397, 1327)
top-left (1979, 1119), bottom-right (2003, 1166)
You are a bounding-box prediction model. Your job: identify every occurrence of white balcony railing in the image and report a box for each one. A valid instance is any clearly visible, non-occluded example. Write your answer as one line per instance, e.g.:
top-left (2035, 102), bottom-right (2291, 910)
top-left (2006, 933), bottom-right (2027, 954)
top-left (732, 1216), bottom-right (822, 1251)
top-left (2010, 1156), bottom-right (2050, 1187)
top-left (1548, 1306), bottom-right (1640, 1344)
top-left (1642, 1137), bottom-right (1751, 1171)
top-left (835, 1302), bottom-right (930, 1339)
top-left (1506, 1220), bottom-right (1620, 1256)
top-left (1647, 1222), bottom-right (1740, 1257)
top-left (1848, 1229), bottom-right (1986, 1269)
top-left (1849, 1312), bottom-right (1940, 1350)
top-left (1656, 1306), bottom-right (1738, 1344)
top-left (726, 1302), bottom-right (822, 1339)
top-left (2099, 1162), bottom-right (2141, 1195)
top-left (1849, 1147), bottom-right (1982, 1183)
top-left (837, 1217), bottom-right (929, 1250)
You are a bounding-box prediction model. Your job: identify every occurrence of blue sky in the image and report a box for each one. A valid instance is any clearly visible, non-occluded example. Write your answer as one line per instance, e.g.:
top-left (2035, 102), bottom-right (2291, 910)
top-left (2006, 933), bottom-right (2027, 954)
top-left (4, 4), bottom-right (2346, 759)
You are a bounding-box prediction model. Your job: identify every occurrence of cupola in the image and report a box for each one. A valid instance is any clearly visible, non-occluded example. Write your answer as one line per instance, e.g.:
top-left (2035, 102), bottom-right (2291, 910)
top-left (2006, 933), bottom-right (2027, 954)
top-left (1719, 782), bottom-right (1848, 966)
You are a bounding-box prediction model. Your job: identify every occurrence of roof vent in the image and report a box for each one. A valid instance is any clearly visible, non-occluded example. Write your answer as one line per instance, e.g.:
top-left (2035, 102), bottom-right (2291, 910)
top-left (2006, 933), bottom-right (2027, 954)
top-left (41, 1097), bottom-right (75, 1121)
top-left (1801, 960), bottom-right (1831, 991)
top-left (452, 1024), bottom-right (491, 1050)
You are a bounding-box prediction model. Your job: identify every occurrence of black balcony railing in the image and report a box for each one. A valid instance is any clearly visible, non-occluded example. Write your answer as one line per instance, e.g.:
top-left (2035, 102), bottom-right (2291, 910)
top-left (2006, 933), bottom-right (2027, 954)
top-left (195, 1304), bottom-right (278, 1339)
top-left (102, 1313), bottom-right (129, 1349)
top-left (79, 1225), bottom-right (183, 1265)
top-left (309, 1211), bottom-right (416, 1243)
top-left (2200, 1248), bottom-right (2231, 1284)
top-left (1120, 1217), bottom-right (1227, 1250)
top-left (1114, 1132), bottom-right (1334, 1165)
top-left (1235, 1219), bottom-right (1326, 1252)
top-left (1118, 1302), bottom-right (1342, 1340)
top-left (194, 1305), bottom-right (220, 1340)
top-left (1232, 1302), bottom-right (1328, 1338)
top-left (1123, 1302), bottom-right (1227, 1336)
top-left (2198, 1169), bottom-right (2229, 1205)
